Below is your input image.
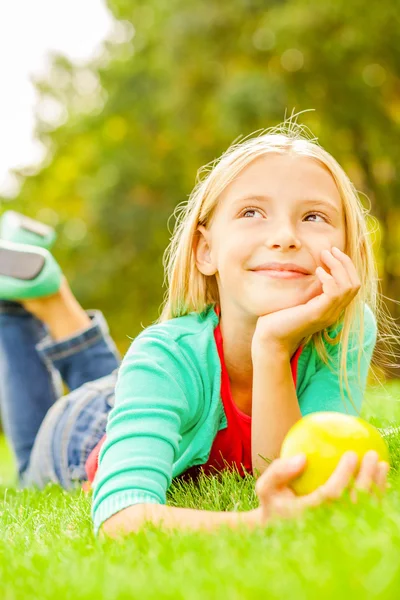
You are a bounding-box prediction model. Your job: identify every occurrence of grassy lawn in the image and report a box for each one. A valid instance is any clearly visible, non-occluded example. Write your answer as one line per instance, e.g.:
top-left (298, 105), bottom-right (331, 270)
top-left (1, 382), bottom-right (400, 599)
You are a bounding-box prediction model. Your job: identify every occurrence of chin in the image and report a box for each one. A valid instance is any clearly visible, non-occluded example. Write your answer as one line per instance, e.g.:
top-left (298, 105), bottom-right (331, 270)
top-left (254, 291), bottom-right (308, 315)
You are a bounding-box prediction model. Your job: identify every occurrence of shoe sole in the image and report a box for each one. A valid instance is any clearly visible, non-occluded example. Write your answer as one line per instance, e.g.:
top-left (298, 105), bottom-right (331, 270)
top-left (0, 241), bottom-right (62, 300)
top-left (0, 246), bottom-right (45, 280)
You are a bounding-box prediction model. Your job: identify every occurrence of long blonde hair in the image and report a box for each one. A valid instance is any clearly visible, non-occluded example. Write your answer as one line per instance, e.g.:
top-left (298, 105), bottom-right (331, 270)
top-left (156, 117), bottom-right (397, 413)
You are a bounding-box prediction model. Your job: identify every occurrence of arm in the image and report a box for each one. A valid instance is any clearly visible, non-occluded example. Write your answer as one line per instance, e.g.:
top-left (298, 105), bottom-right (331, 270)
top-left (100, 502), bottom-right (260, 538)
top-left (100, 446), bottom-right (390, 538)
top-left (251, 346), bottom-right (302, 478)
top-left (91, 328), bottom-right (196, 535)
top-left (250, 303), bottom-right (377, 478)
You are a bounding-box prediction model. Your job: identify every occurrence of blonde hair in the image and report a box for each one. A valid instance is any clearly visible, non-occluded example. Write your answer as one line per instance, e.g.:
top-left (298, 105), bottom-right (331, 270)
top-left (156, 115), bottom-right (398, 413)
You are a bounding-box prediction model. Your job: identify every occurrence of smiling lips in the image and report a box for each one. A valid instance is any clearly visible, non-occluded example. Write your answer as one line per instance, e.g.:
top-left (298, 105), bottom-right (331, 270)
top-left (252, 270), bottom-right (308, 279)
top-left (251, 262), bottom-right (312, 279)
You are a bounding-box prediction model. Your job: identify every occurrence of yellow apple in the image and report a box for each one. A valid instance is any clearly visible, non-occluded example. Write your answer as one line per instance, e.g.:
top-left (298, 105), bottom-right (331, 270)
top-left (280, 412), bottom-right (390, 496)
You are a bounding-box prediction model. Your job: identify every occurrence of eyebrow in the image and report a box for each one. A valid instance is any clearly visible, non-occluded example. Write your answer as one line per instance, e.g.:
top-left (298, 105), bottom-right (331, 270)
top-left (232, 195), bottom-right (341, 214)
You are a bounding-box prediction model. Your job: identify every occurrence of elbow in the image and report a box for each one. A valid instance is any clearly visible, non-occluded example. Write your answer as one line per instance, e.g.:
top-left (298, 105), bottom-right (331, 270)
top-left (99, 503), bottom-right (152, 539)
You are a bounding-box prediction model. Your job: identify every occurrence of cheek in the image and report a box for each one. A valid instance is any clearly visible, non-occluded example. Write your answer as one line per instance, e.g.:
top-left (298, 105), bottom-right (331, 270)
top-left (218, 246), bottom-right (250, 284)
top-left (311, 235), bottom-right (343, 264)
top-left (326, 230), bottom-right (346, 251)
top-left (221, 238), bottom-right (250, 263)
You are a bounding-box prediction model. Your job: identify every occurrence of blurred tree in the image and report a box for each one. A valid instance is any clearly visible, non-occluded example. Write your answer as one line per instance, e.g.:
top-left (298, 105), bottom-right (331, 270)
top-left (1, 0), bottom-right (399, 372)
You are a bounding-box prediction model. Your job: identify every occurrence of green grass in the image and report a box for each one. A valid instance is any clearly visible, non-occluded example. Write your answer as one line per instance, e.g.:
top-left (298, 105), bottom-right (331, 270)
top-left (1, 381), bottom-right (400, 599)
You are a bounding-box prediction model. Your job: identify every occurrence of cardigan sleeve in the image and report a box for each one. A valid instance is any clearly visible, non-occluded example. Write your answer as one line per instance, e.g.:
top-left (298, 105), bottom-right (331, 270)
top-left (298, 303), bottom-right (378, 417)
top-left (91, 328), bottom-right (194, 535)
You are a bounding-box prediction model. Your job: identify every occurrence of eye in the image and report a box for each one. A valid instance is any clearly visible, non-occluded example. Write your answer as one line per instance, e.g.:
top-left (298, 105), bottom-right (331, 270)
top-left (304, 212), bottom-right (328, 223)
top-left (239, 207), bottom-right (264, 219)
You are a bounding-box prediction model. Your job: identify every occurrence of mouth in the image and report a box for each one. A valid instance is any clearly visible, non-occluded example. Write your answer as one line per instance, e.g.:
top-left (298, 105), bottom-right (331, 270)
top-left (251, 261), bottom-right (311, 275)
top-left (251, 269), bottom-right (310, 279)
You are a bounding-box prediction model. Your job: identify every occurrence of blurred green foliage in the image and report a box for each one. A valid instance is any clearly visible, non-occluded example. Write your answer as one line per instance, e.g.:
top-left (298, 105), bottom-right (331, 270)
top-left (1, 0), bottom-right (399, 358)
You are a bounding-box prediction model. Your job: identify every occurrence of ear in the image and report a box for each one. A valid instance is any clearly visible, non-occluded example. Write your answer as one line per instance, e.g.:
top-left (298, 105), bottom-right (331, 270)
top-left (194, 225), bottom-right (217, 276)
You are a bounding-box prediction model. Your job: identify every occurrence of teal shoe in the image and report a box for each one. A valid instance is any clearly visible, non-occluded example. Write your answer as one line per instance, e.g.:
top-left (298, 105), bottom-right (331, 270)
top-left (0, 240), bottom-right (62, 301)
top-left (0, 211), bottom-right (57, 250)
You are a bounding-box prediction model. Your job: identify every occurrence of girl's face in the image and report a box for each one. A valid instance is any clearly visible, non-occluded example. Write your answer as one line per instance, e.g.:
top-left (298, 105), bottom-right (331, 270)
top-left (196, 153), bottom-right (347, 317)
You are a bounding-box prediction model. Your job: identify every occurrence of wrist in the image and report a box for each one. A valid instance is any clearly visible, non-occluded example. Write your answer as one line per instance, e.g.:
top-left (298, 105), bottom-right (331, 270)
top-left (245, 507), bottom-right (264, 529)
top-left (252, 340), bottom-right (290, 363)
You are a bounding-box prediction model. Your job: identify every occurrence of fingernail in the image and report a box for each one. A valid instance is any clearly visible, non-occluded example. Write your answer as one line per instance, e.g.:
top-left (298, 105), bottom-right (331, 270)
top-left (332, 246), bottom-right (341, 253)
top-left (289, 454), bottom-right (306, 467)
top-left (365, 450), bottom-right (379, 462)
top-left (345, 451), bottom-right (359, 466)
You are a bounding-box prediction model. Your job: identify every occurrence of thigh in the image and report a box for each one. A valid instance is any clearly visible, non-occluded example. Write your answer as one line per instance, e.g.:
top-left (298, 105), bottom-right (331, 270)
top-left (21, 370), bottom-right (118, 490)
top-left (65, 374), bottom-right (117, 485)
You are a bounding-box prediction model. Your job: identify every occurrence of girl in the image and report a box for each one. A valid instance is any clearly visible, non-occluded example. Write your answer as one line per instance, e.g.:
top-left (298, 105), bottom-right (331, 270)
top-left (0, 121), bottom-right (391, 538)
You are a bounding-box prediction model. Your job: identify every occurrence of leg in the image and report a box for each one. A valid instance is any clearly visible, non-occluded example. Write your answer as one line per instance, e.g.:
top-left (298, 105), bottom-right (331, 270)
top-left (22, 277), bottom-right (121, 391)
top-left (0, 300), bottom-right (62, 476)
top-left (0, 279), bottom-right (121, 479)
top-left (21, 303), bottom-right (121, 488)
top-left (30, 290), bottom-right (121, 485)
top-left (22, 370), bottom-right (117, 489)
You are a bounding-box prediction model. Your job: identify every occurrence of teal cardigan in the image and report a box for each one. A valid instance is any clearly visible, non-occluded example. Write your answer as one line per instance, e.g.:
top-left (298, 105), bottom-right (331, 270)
top-left (91, 302), bottom-right (377, 533)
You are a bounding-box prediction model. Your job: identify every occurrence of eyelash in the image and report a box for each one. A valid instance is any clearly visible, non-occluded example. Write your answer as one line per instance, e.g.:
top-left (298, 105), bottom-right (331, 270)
top-left (239, 207), bottom-right (329, 223)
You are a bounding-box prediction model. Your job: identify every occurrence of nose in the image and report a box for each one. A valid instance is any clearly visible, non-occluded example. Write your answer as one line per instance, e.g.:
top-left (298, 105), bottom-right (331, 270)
top-left (265, 219), bottom-right (301, 251)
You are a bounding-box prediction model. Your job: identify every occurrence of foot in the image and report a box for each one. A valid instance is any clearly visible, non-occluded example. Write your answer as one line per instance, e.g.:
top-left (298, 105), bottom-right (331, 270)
top-left (21, 275), bottom-right (69, 320)
top-left (0, 240), bottom-right (62, 301)
top-left (21, 276), bottom-right (92, 341)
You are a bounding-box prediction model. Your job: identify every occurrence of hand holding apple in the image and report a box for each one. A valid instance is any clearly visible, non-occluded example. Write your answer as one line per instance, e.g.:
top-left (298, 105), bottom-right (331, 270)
top-left (279, 412), bottom-right (390, 495)
top-left (254, 446), bottom-right (389, 524)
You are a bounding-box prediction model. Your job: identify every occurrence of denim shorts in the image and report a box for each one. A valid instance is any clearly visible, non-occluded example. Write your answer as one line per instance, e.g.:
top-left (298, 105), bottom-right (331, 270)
top-left (21, 369), bottom-right (118, 489)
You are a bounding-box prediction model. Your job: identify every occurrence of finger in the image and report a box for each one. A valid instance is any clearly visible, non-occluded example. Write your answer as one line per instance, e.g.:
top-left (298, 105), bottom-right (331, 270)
top-left (354, 450), bottom-right (379, 493)
top-left (255, 455), bottom-right (307, 497)
top-left (351, 456), bottom-right (389, 503)
top-left (331, 247), bottom-right (361, 288)
top-left (315, 260), bottom-right (356, 324)
top-left (315, 265), bottom-right (340, 299)
top-left (320, 249), bottom-right (354, 292)
top-left (314, 267), bottom-right (344, 317)
top-left (300, 272), bottom-right (342, 330)
top-left (298, 451), bottom-right (359, 507)
top-left (350, 451), bottom-right (379, 503)
top-left (374, 461), bottom-right (390, 494)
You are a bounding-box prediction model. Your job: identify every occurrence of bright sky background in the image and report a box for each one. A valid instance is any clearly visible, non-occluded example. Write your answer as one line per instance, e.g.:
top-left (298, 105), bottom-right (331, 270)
top-left (0, 0), bottom-right (115, 197)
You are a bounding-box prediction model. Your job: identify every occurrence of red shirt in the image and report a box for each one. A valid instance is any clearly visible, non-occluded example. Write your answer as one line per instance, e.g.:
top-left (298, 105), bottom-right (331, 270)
top-left (84, 306), bottom-right (302, 487)
top-left (178, 305), bottom-right (302, 482)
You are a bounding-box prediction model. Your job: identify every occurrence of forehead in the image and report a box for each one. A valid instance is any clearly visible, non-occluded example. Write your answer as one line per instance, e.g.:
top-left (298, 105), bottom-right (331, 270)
top-left (217, 153), bottom-right (343, 212)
